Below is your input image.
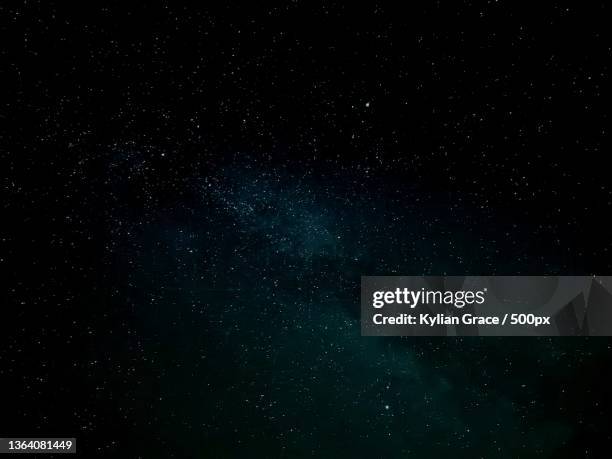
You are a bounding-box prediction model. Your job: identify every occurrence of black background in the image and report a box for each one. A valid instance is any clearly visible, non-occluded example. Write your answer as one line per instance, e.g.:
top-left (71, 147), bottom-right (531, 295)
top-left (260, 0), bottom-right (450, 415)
top-left (3, 2), bottom-right (612, 457)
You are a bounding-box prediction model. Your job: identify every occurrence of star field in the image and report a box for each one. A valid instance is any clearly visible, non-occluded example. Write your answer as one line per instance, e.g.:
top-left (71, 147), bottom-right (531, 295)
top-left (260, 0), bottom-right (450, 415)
top-left (3, 2), bottom-right (612, 458)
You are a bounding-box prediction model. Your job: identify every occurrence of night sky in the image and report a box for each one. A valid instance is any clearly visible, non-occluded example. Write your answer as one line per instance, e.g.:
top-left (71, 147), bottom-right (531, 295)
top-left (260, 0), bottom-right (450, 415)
top-left (3, 2), bottom-right (612, 457)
